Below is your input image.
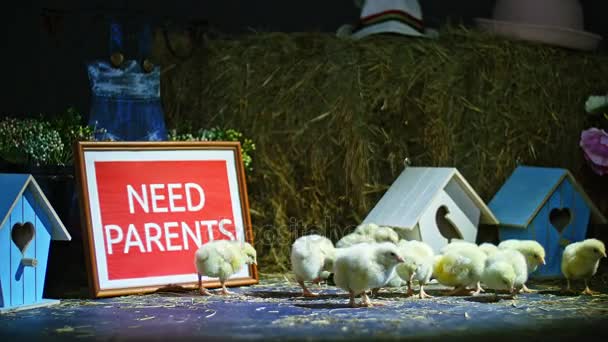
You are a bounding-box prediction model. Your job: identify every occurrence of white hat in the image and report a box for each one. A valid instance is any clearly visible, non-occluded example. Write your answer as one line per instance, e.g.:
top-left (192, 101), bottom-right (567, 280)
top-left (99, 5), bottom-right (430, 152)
top-left (339, 0), bottom-right (437, 40)
top-left (475, 0), bottom-right (602, 51)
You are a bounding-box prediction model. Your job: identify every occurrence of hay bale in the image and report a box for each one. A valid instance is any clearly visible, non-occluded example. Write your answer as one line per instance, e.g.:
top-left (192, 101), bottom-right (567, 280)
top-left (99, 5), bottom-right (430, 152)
top-left (152, 27), bottom-right (608, 272)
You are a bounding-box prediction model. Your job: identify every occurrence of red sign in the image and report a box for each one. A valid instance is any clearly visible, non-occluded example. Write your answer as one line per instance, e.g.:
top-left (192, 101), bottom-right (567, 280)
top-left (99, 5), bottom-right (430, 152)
top-left (75, 142), bottom-right (257, 297)
top-left (95, 160), bottom-right (237, 280)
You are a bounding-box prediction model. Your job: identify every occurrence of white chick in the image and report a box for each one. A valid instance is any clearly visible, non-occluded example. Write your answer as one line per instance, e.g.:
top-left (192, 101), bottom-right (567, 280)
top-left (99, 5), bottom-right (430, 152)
top-left (433, 245), bottom-right (486, 296)
top-left (290, 234), bottom-right (336, 297)
top-left (333, 242), bottom-right (404, 307)
top-left (481, 249), bottom-right (528, 294)
top-left (479, 242), bottom-right (499, 257)
top-left (439, 240), bottom-right (487, 294)
top-left (336, 223), bottom-right (398, 248)
top-left (498, 239), bottom-right (546, 292)
top-left (395, 240), bottom-right (435, 298)
top-left (194, 240), bottom-right (257, 296)
top-left (562, 238), bottom-right (606, 295)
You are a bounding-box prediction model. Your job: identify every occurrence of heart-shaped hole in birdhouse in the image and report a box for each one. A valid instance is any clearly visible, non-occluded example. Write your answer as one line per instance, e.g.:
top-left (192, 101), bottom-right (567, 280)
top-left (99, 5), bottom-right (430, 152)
top-left (436, 205), bottom-right (463, 242)
top-left (549, 208), bottom-right (572, 233)
top-left (11, 222), bottom-right (35, 254)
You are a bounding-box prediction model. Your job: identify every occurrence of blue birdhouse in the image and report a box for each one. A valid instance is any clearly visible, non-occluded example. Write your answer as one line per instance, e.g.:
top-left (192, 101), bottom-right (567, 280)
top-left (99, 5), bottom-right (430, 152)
top-left (489, 166), bottom-right (607, 278)
top-left (0, 174), bottom-right (72, 312)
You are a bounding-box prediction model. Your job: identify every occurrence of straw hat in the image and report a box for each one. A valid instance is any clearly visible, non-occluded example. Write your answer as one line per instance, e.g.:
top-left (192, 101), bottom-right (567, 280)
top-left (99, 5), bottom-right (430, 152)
top-left (338, 0), bottom-right (437, 39)
top-left (475, 0), bottom-right (602, 51)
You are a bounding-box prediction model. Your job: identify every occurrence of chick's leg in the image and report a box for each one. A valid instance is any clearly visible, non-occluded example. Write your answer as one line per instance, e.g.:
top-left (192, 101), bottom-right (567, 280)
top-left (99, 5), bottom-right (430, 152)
top-left (360, 292), bottom-right (373, 307)
top-left (298, 279), bottom-right (319, 297)
top-left (220, 280), bottom-right (235, 295)
top-left (471, 282), bottom-right (483, 296)
top-left (348, 290), bottom-right (356, 308)
top-left (520, 283), bottom-right (536, 293)
top-left (419, 285), bottom-right (433, 299)
top-left (582, 279), bottom-right (600, 295)
top-left (198, 274), bottom-right (213, 296)
top-left (560, 277), bottom-right (578, 294)
top-left (406, 274), bottom-right (415, 297)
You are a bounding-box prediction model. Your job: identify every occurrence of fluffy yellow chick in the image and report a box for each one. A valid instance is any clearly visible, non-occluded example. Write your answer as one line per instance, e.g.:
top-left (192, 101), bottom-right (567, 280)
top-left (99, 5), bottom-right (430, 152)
top-left (194, 240), bottom-right (257, 296)
top-left (290, 234), bottom-right (336, 297)
top-left (498, 239), bottom-right (545, 292)
top-left (336, 223), bottom-right (398, 248)
top-left (481, 249), bottom-right (528, 294)
top-left (433, 246), bottom-right (486, 296)
top-left (439, 240), bottom-right (487, 294)
top-left (562, 238), bottom-right (606, 295)
top-left (333, 242), bottom-right (404, 307)
top-left (395, 240), bottom-right (435, 298)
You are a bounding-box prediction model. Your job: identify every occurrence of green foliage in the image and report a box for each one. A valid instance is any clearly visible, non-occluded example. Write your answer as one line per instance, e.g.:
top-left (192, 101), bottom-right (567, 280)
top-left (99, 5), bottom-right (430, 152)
top-left (0, 108), bottom-right (100, 167)
top-left (168, 127), bottom-right (256, 172)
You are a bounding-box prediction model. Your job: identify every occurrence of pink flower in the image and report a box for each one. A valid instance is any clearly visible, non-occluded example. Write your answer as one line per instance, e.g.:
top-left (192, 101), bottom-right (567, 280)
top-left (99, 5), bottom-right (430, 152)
top-left (580, 128), bottom-right (608, 175)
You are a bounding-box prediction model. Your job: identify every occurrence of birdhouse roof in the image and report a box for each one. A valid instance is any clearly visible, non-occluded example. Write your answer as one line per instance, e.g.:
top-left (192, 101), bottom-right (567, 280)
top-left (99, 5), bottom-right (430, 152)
top-left (363, 167), bottom-right (499, 230)
top-left (0, 173), bottom-right (71, 241)
top-left (488, 166), bottom-right (607, 228)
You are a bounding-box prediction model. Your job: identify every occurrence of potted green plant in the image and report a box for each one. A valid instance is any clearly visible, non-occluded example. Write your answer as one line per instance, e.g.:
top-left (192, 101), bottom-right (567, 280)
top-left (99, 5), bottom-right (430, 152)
top-left (0, 107), bottom-right (100, 173)
top-left (168, 127), bottom-right (256, 173)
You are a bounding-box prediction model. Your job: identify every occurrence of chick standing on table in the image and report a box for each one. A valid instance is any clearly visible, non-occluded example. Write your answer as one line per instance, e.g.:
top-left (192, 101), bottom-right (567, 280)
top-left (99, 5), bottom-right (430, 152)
top-left (562, 238), bottom-right (606, 295)
top-left (333, 242), bottom-right (405, 307)
top-left (498, 239), bottom-right (545, 292)
top-left (194, 240), bottom-right (257, 296)
top-left (481, 249), bottom-right (528, 294)
top-left (433, 244), bottom-right (486, 296)
top-left (439, 240), bottom-right (487, 294)
top-left (395, 239), bottom-right (435, 298)
top-left (291, 234), bottom-right (336, 297)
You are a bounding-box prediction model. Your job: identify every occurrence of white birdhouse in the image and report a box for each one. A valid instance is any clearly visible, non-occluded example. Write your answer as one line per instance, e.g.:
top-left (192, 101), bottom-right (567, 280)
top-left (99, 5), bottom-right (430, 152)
top-left (362, 167), bottom-right (498, 253)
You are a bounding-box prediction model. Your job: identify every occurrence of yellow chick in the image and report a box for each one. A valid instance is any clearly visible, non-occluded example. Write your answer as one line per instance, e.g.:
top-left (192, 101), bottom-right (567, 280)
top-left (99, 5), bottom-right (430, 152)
top-left (439, 240), bottom-right (487, 294)
top-left (433, 246), bottom-right (486, 296)
top-left (333, 242), bottom-right (404, 307)
top-left (290, 234), bottom-right (336, 297)
top-left (336, 223), bottom-right (398, 248)
top-left (395, 240), bottom-right (435, 298)
top-left (194, 240), bottom-right (257, 296)
top-left (562, 238), bottom-right (606, 295)
top-left (481, 249), bottom-right (528, 294)
top-left (498, 239), bottom-right (545, 292)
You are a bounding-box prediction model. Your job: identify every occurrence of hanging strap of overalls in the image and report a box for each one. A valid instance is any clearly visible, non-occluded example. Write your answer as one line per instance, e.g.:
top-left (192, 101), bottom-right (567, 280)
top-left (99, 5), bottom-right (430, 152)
top-left (108, 19), bottom-right (153, 71)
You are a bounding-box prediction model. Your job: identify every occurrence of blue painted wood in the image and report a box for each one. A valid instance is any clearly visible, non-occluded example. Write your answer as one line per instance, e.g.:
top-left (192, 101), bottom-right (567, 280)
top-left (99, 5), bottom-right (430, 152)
top-left (10, 197), bottom-right (24, 308)
top-left (538, 184), bottom-right (563, 277)
top-left (0, 174), bottom-right (29, 224)
top-left (1, 174), bottom-right (71, 310)
top-left (0, 214), bottom-right (10, 309)
top-left (526, 179), bottom-right (593, 278)
top-left (22, 197), bottom-right (37, 305)
top-left (489, 166), bottom-right (567, 227)
top-left (30, 194), bottom-right (51, 302)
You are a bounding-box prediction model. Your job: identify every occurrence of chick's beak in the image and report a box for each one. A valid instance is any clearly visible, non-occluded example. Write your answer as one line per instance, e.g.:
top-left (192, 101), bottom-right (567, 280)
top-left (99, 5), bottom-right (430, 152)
top-left (602, 252), bottom-right (607, 258)
top-left (396, 255), bottom-right (405, 263)
top-left (540, 257), bottom-right (546, 265)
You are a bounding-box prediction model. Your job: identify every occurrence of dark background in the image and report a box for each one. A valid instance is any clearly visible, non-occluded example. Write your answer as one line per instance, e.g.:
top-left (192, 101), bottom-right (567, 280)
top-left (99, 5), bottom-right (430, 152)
top-left (5, 0), bottom-right (608, 120)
